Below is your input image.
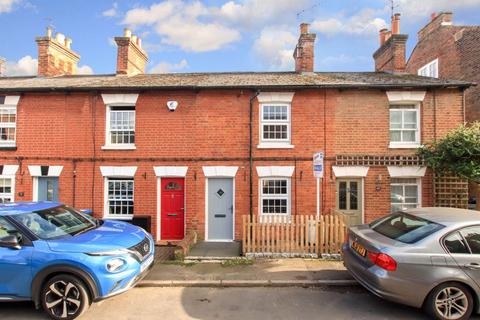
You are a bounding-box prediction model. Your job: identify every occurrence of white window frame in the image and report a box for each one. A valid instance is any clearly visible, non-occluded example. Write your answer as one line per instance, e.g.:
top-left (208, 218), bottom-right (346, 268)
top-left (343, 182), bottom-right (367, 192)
top-left (102, 104), bottom-right (136, 150)
top-left (0, 175), bottom-right (15, 203)
top-left (104, 177), bottom-right (135, 220)
top-left (259, 177), bottom-right (291, 216)
top-left (390, 178), bottom-right (422, 212)
top-left (389, 103), bottom-right (421, 148)
top-left (259, 103), bottom-right (291, 146)
top-left (418, 59), bottom-right (439, 78)
top-left (0, 102), bottom-right (18, 148)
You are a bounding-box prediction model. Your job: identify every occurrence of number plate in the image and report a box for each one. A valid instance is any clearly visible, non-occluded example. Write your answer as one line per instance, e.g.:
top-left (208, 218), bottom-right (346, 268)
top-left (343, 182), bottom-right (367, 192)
top-left (351, 241), bottom-right (367, 257)
top-left (140, 254), bottom-right (154, 273)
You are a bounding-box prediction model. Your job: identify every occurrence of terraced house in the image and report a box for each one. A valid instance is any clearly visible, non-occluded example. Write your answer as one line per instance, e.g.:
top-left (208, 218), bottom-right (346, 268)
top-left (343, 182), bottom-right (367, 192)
top-left (0, 15), bottom-right (471, 243)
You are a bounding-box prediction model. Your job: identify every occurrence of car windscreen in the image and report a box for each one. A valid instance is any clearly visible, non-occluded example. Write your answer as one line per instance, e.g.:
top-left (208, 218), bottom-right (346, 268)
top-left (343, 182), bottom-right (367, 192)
top-left (11, 205), bottom-right (97, 240)
top-left (369, 212), bottom-right (444, 244)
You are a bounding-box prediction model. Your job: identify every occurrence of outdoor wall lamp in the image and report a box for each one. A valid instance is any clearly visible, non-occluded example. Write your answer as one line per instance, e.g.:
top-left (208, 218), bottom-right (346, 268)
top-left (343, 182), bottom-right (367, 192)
top-left (376, 174), bottom-right (383, 192)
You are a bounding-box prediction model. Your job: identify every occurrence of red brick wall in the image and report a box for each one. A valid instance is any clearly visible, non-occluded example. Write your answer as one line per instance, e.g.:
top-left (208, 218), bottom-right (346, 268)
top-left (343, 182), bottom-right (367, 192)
top-left (0, 87), bottom-right (464, 240)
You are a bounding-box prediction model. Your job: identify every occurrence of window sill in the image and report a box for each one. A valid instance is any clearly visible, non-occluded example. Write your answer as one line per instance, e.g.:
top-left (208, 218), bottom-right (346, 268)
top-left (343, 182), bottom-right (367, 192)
top-left (0, 145), bottom-right (17, 151)
top-left (103, 215), bottom-right (134, 221)
top-left (389, 143), bottom-right (421, 149)
top-left (257, 143), bottom-right (294, 149)
top-left (101, 145), bottom-right (136, 150)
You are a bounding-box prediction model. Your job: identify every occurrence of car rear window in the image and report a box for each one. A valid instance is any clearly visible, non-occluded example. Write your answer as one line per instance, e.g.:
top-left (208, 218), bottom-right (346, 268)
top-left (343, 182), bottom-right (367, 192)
top-left (369, 212), bottom-right (444, 244)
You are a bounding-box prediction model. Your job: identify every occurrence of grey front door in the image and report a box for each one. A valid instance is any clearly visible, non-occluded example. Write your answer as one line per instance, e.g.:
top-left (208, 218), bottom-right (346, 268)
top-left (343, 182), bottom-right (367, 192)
top-left (37, 177), bottom-right (59, 201)
top-left (208, 178), bottom-right (234, 240)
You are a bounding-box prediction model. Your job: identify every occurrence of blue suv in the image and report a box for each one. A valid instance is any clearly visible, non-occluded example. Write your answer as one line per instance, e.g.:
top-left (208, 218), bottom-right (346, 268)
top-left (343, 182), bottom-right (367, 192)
top-left (0, 202), bottom-right (155, 319)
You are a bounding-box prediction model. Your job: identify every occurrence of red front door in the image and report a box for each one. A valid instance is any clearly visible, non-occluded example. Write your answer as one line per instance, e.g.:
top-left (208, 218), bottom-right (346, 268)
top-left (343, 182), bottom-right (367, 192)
top-left (161, 178), bottom-right (185, 240)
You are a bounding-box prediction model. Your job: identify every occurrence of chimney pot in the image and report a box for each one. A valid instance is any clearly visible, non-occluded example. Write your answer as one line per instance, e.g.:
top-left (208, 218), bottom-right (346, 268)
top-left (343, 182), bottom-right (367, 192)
top-left (124, 28), bottom-right (132, 38)
top-left (55, 32), bottom-right (66, 45)
top-left (392, 13), bottom-right (401, 34)
top-left (137, 37), bottom-right (142, 48)
top-left (46, 26), bottom-right (53, 38)
top-left (131, 34), bottom-right (137, 43)
top-left (431, 12), bottom-right (438, 20)
top-left (300, 23), bottom-right (309, 34)
top-left (379, 28), bottom-right (388, 46)
top-left (65, 37), bottom-right (72, 49)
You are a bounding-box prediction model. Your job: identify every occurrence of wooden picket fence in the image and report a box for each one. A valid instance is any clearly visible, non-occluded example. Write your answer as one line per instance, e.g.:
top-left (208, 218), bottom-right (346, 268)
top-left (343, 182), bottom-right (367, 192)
top-left (242, 214), bottom-right (347, 256)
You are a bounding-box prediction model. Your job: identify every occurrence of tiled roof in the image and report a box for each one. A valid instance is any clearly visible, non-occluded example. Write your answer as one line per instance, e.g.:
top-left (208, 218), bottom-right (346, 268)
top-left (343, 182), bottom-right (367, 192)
top-left (0, 72), bottom-right (472, 92)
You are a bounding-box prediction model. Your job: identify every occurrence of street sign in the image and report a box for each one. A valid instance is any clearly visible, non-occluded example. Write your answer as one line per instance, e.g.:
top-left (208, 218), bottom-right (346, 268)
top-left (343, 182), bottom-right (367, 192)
top-left (313, 152), bottom-right (324, 178)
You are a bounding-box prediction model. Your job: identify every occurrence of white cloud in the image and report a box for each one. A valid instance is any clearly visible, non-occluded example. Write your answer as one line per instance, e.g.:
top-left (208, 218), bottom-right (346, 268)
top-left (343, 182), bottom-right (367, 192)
top-left (3, 55), bottom-right (37, 76)
top-left (0, 0), bottom-right (19, 13)
top-left (102, 2), bottom-right (119, 17)
top-left (77, 65), bottom-right (94, 75)
top-left (149, 59), bottom-right (188, 73)
top-left (396, 0), bottom-right (480, 18)
top-left (311, 9), bottom-right (387, 36)
top-left (123, 1), bottom-right (240, 52)
top-left (253, 27), bottom-right (297, 70)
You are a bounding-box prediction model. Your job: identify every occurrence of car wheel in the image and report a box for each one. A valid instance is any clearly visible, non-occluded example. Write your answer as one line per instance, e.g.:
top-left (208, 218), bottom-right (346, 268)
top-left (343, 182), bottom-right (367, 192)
top-left (41, 274), bottom-right (90, 320)
top-left (425, 282), bottom-right (473, 320)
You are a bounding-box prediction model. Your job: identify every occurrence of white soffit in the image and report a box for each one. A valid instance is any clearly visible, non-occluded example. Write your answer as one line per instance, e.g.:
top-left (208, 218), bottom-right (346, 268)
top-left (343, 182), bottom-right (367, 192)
top-left (257, 92), bottom-right (295, 103)
top-left (100, 166), bottom-right (137, 177)
top-left (332, 166), bottom-right (369, 177)
top-left (154, 166), bottom-right (188, 177)
top-left (387, 166), bottom-right (427, 177)
top-left (386, 91), bottom-right (426, 102)
top-left (3, 96), bottom-right (21, 106)
top-left (1, 165), bottom-right (19, 175)
top-left (256, 166), bottom-right (295, 177)
top-left (101, 93), bottom-right (139, 105)
top-left (202, 166), bottom-right (238, 178)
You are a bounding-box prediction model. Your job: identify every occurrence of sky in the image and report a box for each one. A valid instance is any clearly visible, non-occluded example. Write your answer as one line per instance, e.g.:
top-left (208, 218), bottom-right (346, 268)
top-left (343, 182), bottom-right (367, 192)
top-left (0, 0), bottom-right (479, 76)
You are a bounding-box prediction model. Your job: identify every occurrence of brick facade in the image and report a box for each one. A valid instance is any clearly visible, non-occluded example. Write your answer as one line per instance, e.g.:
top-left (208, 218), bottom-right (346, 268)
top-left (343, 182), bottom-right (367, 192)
top-left (406, 12), bottom-right (480, 210)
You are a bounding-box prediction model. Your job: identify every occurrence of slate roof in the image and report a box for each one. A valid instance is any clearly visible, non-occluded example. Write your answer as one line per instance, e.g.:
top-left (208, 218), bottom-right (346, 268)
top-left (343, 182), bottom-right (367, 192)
top-left (0, 71), bottom-right (472, 92)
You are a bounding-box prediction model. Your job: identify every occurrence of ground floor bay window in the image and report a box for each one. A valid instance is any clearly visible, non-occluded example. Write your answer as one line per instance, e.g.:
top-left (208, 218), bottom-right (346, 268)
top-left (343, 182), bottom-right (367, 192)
top-left (390, 178), bottom-right (420, 212)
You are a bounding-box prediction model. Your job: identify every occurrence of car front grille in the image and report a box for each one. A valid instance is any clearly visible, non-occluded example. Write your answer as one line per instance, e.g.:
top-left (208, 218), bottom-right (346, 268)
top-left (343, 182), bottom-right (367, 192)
top-left (129, 237), bottom-right (151, 262)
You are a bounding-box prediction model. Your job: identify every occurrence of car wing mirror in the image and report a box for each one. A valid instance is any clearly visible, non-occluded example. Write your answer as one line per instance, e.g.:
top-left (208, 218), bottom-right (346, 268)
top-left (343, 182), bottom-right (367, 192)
top-left (0, 235), bottom-right (21, 250)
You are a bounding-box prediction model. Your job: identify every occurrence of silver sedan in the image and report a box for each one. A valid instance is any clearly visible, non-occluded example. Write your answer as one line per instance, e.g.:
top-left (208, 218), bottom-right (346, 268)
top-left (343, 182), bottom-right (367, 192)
top-left (343, 207), bottom-right (480, 320)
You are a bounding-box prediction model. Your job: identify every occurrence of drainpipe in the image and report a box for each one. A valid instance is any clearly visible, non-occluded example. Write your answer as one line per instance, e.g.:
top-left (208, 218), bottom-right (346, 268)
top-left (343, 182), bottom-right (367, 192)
top-left (249, 90), bottom-right (260, 219)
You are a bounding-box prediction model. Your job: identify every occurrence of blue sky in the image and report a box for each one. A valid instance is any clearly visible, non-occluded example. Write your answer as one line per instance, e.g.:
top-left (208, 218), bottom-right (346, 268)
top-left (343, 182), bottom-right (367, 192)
top-left (0, 0), bottom-right (479, 75)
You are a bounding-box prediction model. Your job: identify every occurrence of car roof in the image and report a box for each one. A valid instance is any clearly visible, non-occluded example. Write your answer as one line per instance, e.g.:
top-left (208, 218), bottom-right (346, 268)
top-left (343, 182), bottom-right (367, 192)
top-left (0, 202), bottom-right (63, 216)
top-left (405, 207), bottom-right (480, 225)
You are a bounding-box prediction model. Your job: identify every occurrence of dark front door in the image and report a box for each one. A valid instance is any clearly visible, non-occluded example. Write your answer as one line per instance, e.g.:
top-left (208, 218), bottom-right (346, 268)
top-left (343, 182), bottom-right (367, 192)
top-left (161, 178), bottom-right (185, 240)
top-left (37, 177), bottom-right (59, 202)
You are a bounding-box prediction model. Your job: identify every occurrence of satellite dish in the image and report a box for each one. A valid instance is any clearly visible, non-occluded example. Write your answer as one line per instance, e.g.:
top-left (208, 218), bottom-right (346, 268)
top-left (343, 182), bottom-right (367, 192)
top-left (167, 101), bottom-right (178, 112)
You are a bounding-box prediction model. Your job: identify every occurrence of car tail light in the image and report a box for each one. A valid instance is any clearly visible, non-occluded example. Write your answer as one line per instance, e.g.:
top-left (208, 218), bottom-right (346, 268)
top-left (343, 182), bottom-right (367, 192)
top-left (368, 252), bottom-right (397, 271)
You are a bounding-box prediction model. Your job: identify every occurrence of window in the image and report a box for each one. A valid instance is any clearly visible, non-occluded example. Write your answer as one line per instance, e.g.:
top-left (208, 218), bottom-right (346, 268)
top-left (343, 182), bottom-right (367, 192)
top-left (390, 178), bottom-right (420, 212)
top-left (460, 227), bottom-right (480, 254)
top-left (260, 104), bottom-right (291, 145)
top-left (418, 59), bottom-right (439, 78)
top-left (0, 104), bottom-right (16, 147)
top-left (0, 216), bottom-right (23, 243)
top-left (260, 178), bottom-right (290, 215)
top-left (444, 232), bottom-right (470, 254)
top-left (389, 105), bottom-right (420, 147)
top-left (105, 106), bottom-right (135, 148)
top-left (370, 212), bottom-right (444, 244)
top-left (0, 177), bottom-right (14, 203)
top-left (107, 178), bottom-right (134, 217)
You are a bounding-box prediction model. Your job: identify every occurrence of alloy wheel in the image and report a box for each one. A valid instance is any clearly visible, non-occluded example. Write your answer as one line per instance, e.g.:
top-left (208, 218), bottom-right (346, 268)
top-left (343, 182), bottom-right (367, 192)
top-left (434, 287), bottom-right (468, 320)
top-left (44, 280), bottom-right (82, 318)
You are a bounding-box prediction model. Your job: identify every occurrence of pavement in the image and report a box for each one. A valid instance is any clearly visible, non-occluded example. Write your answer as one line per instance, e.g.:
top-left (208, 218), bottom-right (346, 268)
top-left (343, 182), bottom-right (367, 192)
top-left (141, 258), bottom-right (356, 287)
top-left (0, 286), bottom-right (457, 320)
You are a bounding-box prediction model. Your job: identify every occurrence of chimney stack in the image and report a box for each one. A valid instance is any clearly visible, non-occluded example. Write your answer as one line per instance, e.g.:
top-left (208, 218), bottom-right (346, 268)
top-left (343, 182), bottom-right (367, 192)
top-left (418, 12), bottom-right (453, 40)
top-left (115, 28), bottom-right (148, 76)
top-left (36, 27), bottom-right (80, 77)
top-left (373, 13), bottom-right (408, 73)
top-left (293, 23), bottom-right (316, 73)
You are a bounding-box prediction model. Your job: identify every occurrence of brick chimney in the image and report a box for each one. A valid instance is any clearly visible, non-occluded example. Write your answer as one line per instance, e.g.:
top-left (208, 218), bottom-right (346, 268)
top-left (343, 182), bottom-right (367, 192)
top-left (418, 12), bottom-right (453, 40)
top-left (115, 29), bottom-right (148, 76)
top-left (36, 27), bottom-right (80, 77)
top-left (373, 13), bottom-right (408, 73)
top-left (293, 23), bottom-right (316, 73)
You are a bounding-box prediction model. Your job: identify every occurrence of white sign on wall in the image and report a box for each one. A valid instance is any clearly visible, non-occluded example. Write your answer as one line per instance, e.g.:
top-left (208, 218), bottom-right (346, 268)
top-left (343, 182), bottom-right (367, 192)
top-left (313, 152), bottom-right (324, 178)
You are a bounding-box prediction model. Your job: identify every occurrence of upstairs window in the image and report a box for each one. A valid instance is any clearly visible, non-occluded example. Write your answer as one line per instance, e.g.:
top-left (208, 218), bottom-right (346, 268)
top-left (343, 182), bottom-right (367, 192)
top-left (0, 100), bottom-right (17, 147)
top-left (389, 105), bottom-right (420, 147)
top-left (418, 59), bottom-right (439, 78)
top-left (108, 106), bottom-right (135, 145)
top-left (261, 104), bottom-right (290, 143)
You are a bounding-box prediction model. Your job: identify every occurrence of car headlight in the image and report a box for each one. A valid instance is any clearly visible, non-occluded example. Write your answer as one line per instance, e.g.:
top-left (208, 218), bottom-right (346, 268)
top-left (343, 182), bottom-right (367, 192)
top-left (106, 258), bottom-right (126, 273)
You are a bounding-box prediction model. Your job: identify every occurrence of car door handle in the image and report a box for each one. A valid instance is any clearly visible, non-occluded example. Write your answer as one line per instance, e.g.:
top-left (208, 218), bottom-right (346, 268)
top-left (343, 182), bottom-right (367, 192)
top-left (465, 263), bottom-right (480, 270)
